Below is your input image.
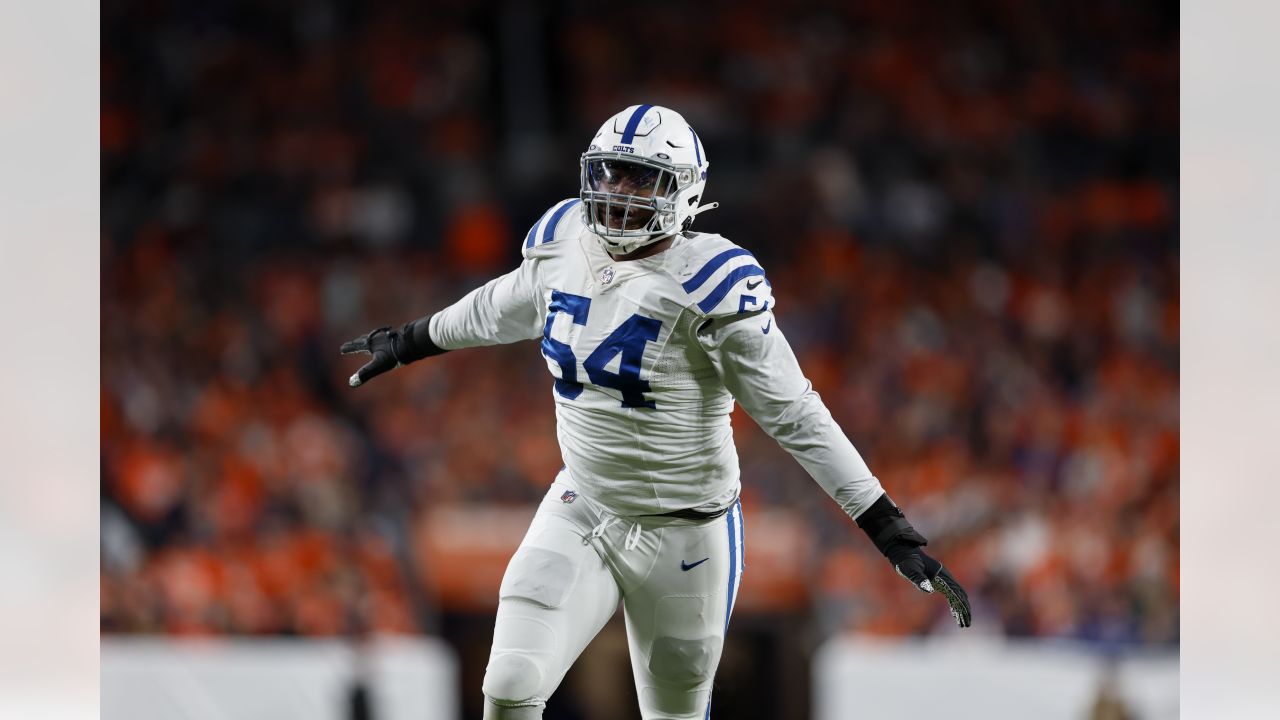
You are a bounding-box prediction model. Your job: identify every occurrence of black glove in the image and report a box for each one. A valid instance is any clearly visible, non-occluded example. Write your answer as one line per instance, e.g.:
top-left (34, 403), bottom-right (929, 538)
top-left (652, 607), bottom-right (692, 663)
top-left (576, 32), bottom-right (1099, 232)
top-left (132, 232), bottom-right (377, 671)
top-left (884, 542), bottom-right (972, 628)
top-left (857, 493), bottom-right (972, 628)
top-left (339, 320), bottom-right (447, 388)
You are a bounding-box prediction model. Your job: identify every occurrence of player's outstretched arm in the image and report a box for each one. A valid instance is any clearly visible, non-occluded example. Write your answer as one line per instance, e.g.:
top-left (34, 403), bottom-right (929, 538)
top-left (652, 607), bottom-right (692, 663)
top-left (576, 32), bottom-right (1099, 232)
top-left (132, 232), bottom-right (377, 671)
top-left (340, 319), bottom-right (447, 388)
top-left (342, 256), bottom-right (546, 388)
top-left (855, 493), bottom-right (972, 628)
top-left (699, 309), bottom-right (972, 627)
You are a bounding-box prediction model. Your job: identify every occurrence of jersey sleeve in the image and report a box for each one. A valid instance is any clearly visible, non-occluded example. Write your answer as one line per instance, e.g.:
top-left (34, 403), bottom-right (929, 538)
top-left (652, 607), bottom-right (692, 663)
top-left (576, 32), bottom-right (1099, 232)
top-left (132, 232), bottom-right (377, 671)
top-left (677, 239), bottom-right (777, 320)
top-left (696, 307), bottom-right (886, 521)
top-left (427, 259), bottom-right (543, 349)
top-left (521, 198), bottom-right (582, 259)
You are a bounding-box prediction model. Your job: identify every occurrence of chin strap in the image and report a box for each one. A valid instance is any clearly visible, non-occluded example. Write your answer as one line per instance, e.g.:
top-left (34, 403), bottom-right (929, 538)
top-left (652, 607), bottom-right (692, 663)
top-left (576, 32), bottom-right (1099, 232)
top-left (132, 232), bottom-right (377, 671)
top-left (678, 202), bottom-right (720, 235)
top-left (688, 201), bottom-right (719, 218)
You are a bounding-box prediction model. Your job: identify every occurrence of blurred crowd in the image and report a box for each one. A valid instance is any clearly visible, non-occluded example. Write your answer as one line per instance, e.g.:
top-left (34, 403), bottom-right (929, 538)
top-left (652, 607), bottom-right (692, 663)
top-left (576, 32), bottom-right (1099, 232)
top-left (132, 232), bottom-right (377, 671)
top-left (102, 0), bottom-right (1178, 649)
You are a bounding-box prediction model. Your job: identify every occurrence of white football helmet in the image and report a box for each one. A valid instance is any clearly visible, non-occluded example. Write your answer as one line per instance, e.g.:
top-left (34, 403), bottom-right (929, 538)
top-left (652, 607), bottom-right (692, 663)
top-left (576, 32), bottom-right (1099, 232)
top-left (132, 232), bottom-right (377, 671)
top-left (579, 104), bottom-right (718, 255)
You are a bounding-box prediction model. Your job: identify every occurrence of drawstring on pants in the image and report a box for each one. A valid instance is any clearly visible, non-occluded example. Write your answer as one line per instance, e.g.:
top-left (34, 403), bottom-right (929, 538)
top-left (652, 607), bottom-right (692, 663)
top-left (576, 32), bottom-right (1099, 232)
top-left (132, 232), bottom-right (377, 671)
top-left (623, 522), bottom-right (642, 550)
top-left (583, 516), bottom-right (643, 551)
top-left (585, 517), bottom-right (615, 545)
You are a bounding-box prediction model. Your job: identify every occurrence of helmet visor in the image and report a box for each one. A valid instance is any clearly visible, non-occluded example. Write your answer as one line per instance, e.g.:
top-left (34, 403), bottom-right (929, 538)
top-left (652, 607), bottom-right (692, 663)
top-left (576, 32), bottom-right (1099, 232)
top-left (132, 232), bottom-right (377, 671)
top-left (583, 157), bottom-right (676, 231)
top-left (585, 158), bottom-right (663, 196)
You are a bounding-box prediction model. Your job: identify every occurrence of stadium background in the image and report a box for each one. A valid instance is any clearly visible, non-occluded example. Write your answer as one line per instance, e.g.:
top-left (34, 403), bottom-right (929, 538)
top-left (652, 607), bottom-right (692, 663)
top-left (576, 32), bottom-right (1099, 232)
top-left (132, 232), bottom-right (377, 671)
top-left (100, 0), bottom-right (1178, 717)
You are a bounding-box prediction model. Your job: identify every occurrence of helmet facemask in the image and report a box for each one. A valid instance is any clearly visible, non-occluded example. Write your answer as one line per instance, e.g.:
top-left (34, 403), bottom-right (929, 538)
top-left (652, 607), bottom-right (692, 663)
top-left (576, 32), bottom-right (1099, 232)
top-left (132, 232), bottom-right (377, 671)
top-left (580, 153), bottom-right (698, 254)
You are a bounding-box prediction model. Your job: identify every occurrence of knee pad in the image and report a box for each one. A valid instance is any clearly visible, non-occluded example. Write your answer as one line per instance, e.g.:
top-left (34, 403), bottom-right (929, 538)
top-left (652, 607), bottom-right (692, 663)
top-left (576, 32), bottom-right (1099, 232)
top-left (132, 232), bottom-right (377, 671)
top-left (638, 687), bottom-right (710, 719)
top-left (641, 635), bottom-right (719, 717)
top-left (500, 547), bottom-right (577, 608)
top-left (647, 635), bottom-right (717, 686)
top-left (482, 652), bottom-right (545, 707)
top-left (482, 695), bottom-right (544, 719)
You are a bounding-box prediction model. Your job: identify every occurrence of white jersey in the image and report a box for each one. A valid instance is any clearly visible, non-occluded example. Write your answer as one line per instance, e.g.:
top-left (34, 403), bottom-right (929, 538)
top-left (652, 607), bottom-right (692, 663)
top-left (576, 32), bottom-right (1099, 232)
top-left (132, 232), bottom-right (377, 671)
top-left (428, 198), bottom-right (885, 520)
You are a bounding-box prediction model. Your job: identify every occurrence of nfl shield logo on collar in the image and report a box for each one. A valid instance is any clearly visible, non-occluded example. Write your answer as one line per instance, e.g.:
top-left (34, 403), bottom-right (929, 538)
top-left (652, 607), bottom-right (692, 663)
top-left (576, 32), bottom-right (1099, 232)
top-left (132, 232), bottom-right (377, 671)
top-left (600, 267), bottom-right (615, 285)
top-left (561, 490), bottom-right (578, 504)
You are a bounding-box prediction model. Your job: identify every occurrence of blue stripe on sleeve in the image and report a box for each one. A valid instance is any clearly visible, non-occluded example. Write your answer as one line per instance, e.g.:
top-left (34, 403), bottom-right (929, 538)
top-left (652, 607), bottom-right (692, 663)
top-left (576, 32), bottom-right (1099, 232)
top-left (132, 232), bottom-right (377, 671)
top-left (620, 104), bottom-right (654, 144)
top-left (681, 248), bottom-right (753, 293)
top-left (541, 199), bottom-right (580, 245)
top-left (525, 203), bottom-right (558, 250)
top-left (697, 265), bottom-right (766, 313)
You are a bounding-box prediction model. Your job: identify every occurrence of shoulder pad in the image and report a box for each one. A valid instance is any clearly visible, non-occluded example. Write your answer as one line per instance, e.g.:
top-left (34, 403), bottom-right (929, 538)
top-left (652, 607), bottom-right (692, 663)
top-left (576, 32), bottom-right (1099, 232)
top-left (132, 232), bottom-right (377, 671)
top-left (521, 198), bottom-right (582, 259)
top-left (675, 235), bottom-right (775, 318)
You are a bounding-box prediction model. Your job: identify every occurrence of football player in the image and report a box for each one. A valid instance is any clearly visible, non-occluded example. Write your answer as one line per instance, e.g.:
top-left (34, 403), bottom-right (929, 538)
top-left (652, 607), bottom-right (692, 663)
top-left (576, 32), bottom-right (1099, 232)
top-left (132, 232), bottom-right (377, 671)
top-left (341, 104), bottom-right (971, 719)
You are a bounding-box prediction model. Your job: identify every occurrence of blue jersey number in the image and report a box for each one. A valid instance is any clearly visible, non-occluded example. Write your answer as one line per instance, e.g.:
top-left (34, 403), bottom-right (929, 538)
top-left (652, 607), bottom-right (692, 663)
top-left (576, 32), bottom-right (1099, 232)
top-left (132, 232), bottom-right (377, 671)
top-left (541, 290), bottom-right (591, 399)
top-left (585, 314), bottom-right (662, 408)
top-left (541, 290), bottom-right (662, 408)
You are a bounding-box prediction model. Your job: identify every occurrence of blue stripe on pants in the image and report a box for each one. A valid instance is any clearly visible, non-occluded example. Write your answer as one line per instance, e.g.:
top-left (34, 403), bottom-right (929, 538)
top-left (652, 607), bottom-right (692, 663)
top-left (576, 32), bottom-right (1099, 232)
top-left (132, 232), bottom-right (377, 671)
top-left (708, 501), bottom-right (743, 718)
top-left (724, 504), bottom-right (737, 630)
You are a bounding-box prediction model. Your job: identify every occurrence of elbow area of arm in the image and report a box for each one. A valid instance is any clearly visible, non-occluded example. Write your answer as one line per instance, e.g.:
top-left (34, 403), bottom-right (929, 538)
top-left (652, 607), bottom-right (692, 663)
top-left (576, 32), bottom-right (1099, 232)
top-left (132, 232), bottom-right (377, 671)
top-left (749, 390), bottom-right (833, 448)
top-left (758, 402), bottom-right (847, 477)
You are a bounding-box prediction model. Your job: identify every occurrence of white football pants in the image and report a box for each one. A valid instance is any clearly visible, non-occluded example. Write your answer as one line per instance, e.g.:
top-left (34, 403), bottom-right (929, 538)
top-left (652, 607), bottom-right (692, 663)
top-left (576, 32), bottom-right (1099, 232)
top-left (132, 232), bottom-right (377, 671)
top-left (482, 470), bottom-right (745, 719)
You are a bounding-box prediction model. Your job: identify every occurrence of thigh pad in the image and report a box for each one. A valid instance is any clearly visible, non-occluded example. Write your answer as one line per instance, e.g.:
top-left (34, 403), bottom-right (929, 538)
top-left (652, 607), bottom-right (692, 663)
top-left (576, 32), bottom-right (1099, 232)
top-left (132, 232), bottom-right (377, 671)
top-left (500, 547), bottom-right (578, 609)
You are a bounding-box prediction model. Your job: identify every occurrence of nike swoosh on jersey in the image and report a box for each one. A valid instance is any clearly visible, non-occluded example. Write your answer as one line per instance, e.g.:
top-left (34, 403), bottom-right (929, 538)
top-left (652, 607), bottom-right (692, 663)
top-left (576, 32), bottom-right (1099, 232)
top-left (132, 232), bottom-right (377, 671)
top-left (745, 278), bottom-right (763, 290)
top-left (761, 319), bottom-right (772, 334)
top-left (680, 557), bottom-right (710, 571)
